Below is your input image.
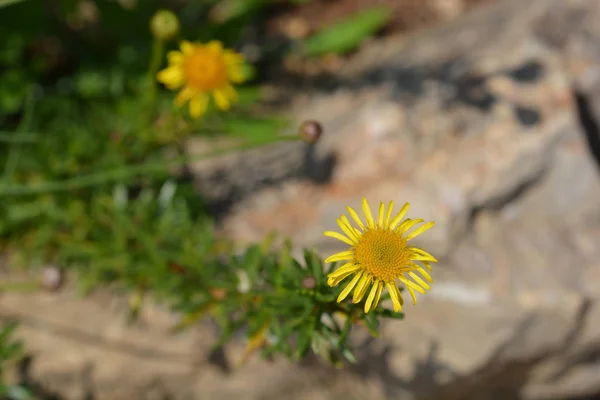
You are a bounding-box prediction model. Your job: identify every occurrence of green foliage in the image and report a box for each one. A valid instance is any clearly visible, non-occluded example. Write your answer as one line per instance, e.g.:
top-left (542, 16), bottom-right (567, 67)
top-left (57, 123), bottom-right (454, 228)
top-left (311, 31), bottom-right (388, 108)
top-left (300, 6), bottom-right (392, 57)
top-left (0, 0), bottom-right (403, 371)
top-left (0, 322), bottom-right (33, 400)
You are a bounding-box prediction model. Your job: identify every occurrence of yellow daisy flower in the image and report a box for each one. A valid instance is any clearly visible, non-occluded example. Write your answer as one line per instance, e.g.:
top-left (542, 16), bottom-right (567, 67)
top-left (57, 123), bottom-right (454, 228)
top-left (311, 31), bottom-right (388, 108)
top-left (156, 40), bottom-right (246, 118)
top-left (324, 198), bottom-right (438, 313)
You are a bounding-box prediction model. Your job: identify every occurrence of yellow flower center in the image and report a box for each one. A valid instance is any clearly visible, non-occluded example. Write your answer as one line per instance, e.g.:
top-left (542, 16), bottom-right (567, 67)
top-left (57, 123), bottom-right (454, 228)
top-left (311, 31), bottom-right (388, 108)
top-left (354, 229), bottom-right (411, 282)
top-left (183, 48), bottom-right (227, 90)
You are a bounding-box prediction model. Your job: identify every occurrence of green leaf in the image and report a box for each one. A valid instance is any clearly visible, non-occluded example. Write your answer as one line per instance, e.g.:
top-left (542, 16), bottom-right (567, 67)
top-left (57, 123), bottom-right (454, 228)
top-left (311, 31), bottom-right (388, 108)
top-left (326, 260), bottom-right (338, 275)
top-left (313, 292), bottom-right (336, 303)
top-left (379, 309), bottom-right (405, 319)
top-left (210, 0), bottom-right (269, 23)
top-left (0, 322), bottom-right (18, 343)
top-left (222, 115), bottom-right (290, 141)
top-left (294, 310), bottom-right (317, 359)
top-left (341, 348), bottom-right (358, 364)
top-left (310, 331), bottom-right (334, 363)
top-left (303, 249), bottom-right (323, 284)
top-left (259, 231), bottom-right (276, 254)
top-left (4, 385), bottom-right (34, 400)
top-left (278, 238), bottom-right (293, 270)
top-left (300, 6), bottom-right (392, 57)
top-left (0, 0), bottom-right (26, 9)
top-left (362, 312), bottom-right (380, 337)
top-left (339, 311), bottom-right (352, 344)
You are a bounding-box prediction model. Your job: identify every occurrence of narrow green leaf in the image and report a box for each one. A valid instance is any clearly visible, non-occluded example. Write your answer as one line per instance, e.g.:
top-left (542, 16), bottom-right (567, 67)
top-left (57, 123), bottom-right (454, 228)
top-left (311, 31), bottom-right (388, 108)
top-left (362, 312), bottom-right (380, 337)
top-left (326, 260), bottom-right (338, 275)
top-left (341, 348), bottom-right (358, 364)
top-left (313, 292), bottom-right (336, 303)
top-left (210, 0), bottom-right (268, 23)
top-left (0, 322), bottom-right (18, 344)
top-left (0, 0), bottom-right (26, 10)
top-left (303, 249), bottom-right (323, 283)
top-left (379, 309), bottom-right (405, 319)
top-left (339, 312), bottom-right (352, 344)
top-left (311, 331), bottom-right (334, 363)
top-left (301, 6), bottom-right (392, 57)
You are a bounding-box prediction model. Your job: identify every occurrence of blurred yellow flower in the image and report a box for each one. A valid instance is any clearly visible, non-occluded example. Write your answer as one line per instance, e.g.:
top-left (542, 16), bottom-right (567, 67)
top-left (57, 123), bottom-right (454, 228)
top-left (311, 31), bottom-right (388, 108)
top-left (157, 40), bottom-right (246, 118)
top-left (324, 198), bottom-right (437, 313)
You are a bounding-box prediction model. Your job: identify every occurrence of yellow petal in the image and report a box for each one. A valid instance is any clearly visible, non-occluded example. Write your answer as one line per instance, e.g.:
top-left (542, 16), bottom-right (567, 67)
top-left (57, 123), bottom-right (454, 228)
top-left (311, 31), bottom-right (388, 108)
top-left (336, 218), bottom-right (359, 243)
top-left (362, 198), bottom-right (375, 229)
top-left (167, 51), bottom-right (185, 65)
top-left (389, 203), bottom-right (410, 229)
top-left (341, 215), bottom-right (362, 237)
top-left (405, 221), bottom-right (435, 240)
top-left (422, 261), bottom-right (433, 271)
top-left (399, 218), bottom-right (424, 235)
top-left (417, 266), bottom-right (433, 283)
top-left (213, 89), bottom-right (230, 110)
top-left (405, 284), bottom-right (418, 305)
top-left (327, 263), bottom-right (361, 287)
top-left (180, 40), bottom-right (194, 55)
top-left (328, 272), bottom-right (354, 287)
top-left (227, 64), bottom-right (246, 83)
top-left (324, 250), bottom-right (354, 263)
top-left (399, 276), bottom-right (426, 294)
top-left (346, 206), bottom-right (365, 231)
top-left (324, 231), bottom-right (355, 246)
top-left (408, 271), bottom-right (430, 290)
top-left (371, 280), bottom-right (384, 309)
top-left (224, 50), bottom-right (244, 65)
top-left (410, 247), bottom-right (438, 262)
top-left (410, 253), bottom-right (438, 263)
top-left (377, 202), bottom-right (385, 228)
top-left (206, 40), bottom-right (224, 53)
top-left (222, 84), bottom-right (238, 100)
top-left (337, 271), bottom-right (363, 303)
top-left (384, 200), bottom-right (394, 229)
top-left (364, 281), bottom-right (382, 313)
top-left (174, 86), bottom-right (196, 106)
top-left (156, 66), bottom-right (184, 89)
top-left (188, 93), bottom-right (209, 118)
top-left (386, 282), bottom-right (403, 312)
top-left (352, 273), bottom-right (371, 303)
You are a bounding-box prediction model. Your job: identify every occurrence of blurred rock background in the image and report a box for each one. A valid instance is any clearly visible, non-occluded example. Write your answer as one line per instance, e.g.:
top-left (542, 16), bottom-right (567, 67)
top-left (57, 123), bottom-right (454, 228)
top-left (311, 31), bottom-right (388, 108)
top-left (2, 0), bottom-right (600, 399)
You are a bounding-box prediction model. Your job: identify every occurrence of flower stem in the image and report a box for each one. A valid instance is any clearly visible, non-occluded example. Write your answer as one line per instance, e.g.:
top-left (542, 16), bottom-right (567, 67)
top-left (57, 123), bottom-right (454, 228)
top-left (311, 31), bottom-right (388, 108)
top-left (3, 87), bottom-right (36, 181)
top-left (147, 37), bottom-right (165, 107)
top-left (0, 135), bottom-right (301, 197)
top-left (0, 132), bottom-right (37, 143)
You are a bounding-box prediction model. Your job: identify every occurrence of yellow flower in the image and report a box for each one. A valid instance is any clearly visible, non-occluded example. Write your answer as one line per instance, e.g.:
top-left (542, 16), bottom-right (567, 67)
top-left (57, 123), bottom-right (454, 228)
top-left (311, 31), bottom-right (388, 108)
top-left (156, 40), bottom-right (246, 118)
top-left (324, 198), bottom-right (438, 313)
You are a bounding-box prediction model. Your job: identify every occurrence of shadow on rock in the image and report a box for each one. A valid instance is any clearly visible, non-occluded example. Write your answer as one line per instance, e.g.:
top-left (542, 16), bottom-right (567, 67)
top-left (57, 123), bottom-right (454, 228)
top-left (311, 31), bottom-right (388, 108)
top-left (346, 299), bottom-right (595, 400)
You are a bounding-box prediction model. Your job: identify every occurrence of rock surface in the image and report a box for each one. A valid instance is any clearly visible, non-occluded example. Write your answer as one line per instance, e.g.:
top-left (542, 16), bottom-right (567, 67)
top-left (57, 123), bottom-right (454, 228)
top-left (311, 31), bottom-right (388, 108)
top-left (3, 0), bottom-right (600, 399)
top-left (211, 0), bottom-right (600, 398)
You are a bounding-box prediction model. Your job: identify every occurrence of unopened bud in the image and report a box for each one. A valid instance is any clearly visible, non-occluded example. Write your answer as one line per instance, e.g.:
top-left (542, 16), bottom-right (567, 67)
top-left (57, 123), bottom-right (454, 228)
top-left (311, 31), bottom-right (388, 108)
top-left (210, 288), bottom-right (227, 300)
top-left (41, 265), bottom-right (63, 291)
top-left (302, 276), bottom-right (317, 289)
top-left (299, 120), bottom-right (323, 143)
top-left (150, 10), bottom-right (180, 41)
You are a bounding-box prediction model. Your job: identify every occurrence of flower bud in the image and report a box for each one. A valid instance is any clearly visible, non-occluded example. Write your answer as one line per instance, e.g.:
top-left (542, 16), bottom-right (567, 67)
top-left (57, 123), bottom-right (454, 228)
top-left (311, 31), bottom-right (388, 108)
top-left (150, 10), bottom-right (180, 41)
top-left (302, 276), bottom-right (317, 289)
top-left (299, 120), bottom-right (323, 143)
top-left (41, 265), bottom-right (64, 291)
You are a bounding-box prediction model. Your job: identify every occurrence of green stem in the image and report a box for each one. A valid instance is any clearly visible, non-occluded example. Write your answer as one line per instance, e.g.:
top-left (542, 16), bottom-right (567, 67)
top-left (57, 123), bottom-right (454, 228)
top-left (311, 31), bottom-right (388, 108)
top-left (0, 135), bottom-right (300, 197)
top-left (3, 87), bottom-right (36, 180)
top-left (147, 38), bottom-right (165, 106)
top-left (0, 132), bottom-right (37, 143)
